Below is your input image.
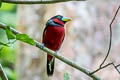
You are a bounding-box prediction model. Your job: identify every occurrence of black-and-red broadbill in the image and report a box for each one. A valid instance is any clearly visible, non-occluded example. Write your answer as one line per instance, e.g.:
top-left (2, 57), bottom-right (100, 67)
top-left (42, 15), bottom-right (71, 76)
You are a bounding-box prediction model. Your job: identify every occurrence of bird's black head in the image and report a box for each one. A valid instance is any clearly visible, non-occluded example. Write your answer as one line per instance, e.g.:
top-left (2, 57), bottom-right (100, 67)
top-left (51, 15), bottom-right (63, 20)
top-left (50, 15), bottom-right (72, 24)
top-left (46, 15), bottom-right (71, 27)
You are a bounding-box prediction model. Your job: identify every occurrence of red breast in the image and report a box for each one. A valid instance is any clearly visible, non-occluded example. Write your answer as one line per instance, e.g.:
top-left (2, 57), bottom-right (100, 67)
top-left (43, 26), bottom-right (65, 51)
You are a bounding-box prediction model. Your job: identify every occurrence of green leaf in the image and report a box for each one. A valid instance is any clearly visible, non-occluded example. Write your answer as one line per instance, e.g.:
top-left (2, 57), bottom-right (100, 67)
top-left (0, 46), bottom-right (4, 52)
top-left (4, 67), bottom-right (16, 80)
top-left (0, 0), bottom-right (2, 8)
top-left (64, 72), bottom-right (70, 80)
top-left (0, 41), bottom-right (9, 47)
top-left (6, 26), bottom-right (15, 40)
top-left (16, 34), bottom-right (35, 45)
top-left (0, 3), bottom-right (15, 11)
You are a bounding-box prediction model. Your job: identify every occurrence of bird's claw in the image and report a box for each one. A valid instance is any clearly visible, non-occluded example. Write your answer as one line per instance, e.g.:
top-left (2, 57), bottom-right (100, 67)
top-left (55, 50), bottom-right (59, 54)
top-left (40, 43), bottom-right (44, 49)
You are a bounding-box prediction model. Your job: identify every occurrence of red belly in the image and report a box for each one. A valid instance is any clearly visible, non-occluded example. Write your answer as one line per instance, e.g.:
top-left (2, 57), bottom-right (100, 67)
top-left (43, 26), bottom-right (65, 51)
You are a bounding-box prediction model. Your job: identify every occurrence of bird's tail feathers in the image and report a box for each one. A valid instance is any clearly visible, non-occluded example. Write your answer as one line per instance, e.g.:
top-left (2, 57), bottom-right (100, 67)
top-left (47, 54), bottom-right (55, 76)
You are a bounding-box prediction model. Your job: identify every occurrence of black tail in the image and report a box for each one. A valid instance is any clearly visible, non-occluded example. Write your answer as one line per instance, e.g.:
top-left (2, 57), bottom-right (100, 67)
top-left (47, 55), bottom-right (55, 76)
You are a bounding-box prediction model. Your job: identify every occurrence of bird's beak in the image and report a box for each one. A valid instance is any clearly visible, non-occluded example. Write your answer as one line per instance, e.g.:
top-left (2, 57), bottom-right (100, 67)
top-left (62, 17), bottom-right (72, 22)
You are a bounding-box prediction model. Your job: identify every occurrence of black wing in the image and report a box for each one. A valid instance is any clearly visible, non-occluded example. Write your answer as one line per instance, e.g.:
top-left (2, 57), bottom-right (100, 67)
top-left (42, 26), bottom-right (48, 43)
top-left (62, 33), bottom-right (65, 43)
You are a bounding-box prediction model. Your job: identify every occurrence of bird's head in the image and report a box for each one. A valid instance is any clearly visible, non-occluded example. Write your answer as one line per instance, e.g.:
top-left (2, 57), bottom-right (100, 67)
top-left (46, 15), bottom-right (72, 27)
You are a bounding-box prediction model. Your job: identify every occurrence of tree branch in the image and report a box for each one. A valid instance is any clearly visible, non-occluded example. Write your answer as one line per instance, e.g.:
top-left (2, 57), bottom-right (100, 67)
top-left (0, 22), bottom-right (101, 80)
top-left (0, 63), bottom-right (8, 80)
top-left (2, 0), bottom-right (86, 4)
top-left (91, 62), bottom-right (120, 74)
top-left (100, 5), bottom-right (120, 67)
top-left (90, 5), bottom-right (120, 74)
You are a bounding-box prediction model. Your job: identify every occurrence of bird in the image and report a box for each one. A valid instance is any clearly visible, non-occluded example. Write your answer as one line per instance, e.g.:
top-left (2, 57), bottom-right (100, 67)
top-left (42, 15), bottom-right (71, 76)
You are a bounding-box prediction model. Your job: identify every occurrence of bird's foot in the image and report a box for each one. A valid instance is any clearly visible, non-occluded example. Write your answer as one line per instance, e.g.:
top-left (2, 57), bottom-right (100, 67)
top-left (40, 43), bottom-right (44, 49)
top-left (55, 50), bottom-right (59, 54)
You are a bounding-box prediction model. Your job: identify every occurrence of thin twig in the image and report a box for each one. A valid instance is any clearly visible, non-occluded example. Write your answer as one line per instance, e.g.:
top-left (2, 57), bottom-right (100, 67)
top-left (91, 62), bottom-right (120, 74)
top-left (100, 5), bottom-right (120, 68)
top-left (0, 22), bottom-right (101, 80)
top-left (113, 63), bottom-right (120, 74)
top-left (2, 0), bottom-right (86, 4)
top-left (116, 64), bottom-right (120, 67)
top-left (112, 63), bottom-right (120, 74)
top-left (91, 63), bottom-right (113, 74)
top-left (0, 63), bottom-right (8, 80)
top-left (91, 5), bottom-right (120, 74)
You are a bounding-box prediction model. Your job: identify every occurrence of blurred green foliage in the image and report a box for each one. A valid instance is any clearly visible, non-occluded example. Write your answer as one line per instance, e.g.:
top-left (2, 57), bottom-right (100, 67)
top-left (0, 3), bottom-right (17, 27)
top-left (0, 3), bottom-right (17, 80)
top-left (4, 67), bottom-right (16, 80)
top-left (0, 3), bottom-right (15, 11)
top-left (64, 72), bottom-right (70, 80)
top-left (0, 0), bottom-right (2, 8)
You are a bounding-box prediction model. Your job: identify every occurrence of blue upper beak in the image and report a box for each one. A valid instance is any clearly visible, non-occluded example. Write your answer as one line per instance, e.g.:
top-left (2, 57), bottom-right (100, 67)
top-left (61, 17), bottom-right (72, 22)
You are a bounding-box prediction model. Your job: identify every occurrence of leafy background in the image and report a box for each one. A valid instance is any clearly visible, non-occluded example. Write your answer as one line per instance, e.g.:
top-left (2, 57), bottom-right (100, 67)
top-left (0, 3), bottom-right (70, 80)
top-left (0, 3), bottom-right (17, 80)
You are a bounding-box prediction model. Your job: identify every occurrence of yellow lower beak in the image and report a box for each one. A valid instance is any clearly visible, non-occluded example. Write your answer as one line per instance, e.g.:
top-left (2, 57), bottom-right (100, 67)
top-left (62, 17), bottom-right (72, 22)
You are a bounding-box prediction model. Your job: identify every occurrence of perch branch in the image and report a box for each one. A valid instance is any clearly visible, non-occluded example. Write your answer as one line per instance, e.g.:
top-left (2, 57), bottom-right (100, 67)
top-left (0, 63), bottom-right (8, 80)
top-left (0, 22), bottom-right (101, 80)
top-left (2, 0), bottom-right (86, 4)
